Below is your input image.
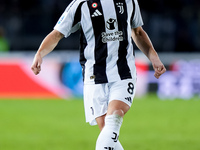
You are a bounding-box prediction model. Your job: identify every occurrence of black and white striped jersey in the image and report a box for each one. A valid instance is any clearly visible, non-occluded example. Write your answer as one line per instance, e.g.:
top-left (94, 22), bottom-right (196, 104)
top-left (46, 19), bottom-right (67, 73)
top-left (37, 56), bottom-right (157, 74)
top-left (54, 0), bottom-right (143, 84)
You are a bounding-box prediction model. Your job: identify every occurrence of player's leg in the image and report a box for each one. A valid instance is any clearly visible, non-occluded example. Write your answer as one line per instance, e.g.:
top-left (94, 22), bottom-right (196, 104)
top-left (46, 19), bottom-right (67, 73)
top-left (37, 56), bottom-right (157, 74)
top-left (83, 83), bottom-right (109, 126)
top-left (84, 83), bottom-right (123, 149)
top-left (96, 114), bottom-right (106, 130)
top-left (95, 100), bottom-right (129, 150)
top-left (96, 114), bottom-right (124, 150)
top-left (95, 79), bottom-right (136, 150)
top-left (96, 101), bottom-right (128, 150)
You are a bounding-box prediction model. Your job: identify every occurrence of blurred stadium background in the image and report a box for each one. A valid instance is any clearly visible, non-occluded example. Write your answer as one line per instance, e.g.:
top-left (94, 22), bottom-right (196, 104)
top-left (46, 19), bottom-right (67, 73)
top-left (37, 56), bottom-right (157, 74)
top-left (0, 0), bottom-right (200, 150)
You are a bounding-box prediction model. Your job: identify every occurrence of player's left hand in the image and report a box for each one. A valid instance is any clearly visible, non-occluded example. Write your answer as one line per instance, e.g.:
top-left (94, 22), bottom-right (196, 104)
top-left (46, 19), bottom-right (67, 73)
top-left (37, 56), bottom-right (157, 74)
top-left (152, 61), bottom-right (166, 79)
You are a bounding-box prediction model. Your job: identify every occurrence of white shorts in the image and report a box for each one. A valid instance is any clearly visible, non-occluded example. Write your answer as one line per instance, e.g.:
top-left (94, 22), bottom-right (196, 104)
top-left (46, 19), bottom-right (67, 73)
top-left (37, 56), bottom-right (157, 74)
top-left (83, 79), bottom-right (136, 125)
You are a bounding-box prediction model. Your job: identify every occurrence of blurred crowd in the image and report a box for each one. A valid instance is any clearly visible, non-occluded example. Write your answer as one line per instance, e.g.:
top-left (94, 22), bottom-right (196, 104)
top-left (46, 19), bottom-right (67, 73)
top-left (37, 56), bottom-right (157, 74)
top-left (0, 0), bottom-right (199, 52)
top-left (139, 0), bottom-right (200, 53)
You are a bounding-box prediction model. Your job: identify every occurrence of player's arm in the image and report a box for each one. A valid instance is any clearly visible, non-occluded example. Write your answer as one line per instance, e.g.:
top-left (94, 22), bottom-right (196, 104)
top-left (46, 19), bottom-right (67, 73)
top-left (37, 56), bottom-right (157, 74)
top-left (131, 26), bottom-right (166, 79)
top-left (31, 29), bottom-right (64, 75)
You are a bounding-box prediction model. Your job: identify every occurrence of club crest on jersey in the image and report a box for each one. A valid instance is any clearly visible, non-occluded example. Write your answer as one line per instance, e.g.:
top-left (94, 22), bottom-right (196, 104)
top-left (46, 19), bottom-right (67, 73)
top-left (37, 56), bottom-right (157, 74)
top-left (92, 2), bottom-right (98, 8)
top-left (116, 2), bottom-right (124, 14)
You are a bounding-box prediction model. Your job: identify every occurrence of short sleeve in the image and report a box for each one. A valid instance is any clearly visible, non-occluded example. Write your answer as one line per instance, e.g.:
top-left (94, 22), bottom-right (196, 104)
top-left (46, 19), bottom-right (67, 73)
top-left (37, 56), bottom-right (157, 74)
top-left (131, 0), bottom-right (144, 28)
top-left (54, 0), bottom-right (82, 38)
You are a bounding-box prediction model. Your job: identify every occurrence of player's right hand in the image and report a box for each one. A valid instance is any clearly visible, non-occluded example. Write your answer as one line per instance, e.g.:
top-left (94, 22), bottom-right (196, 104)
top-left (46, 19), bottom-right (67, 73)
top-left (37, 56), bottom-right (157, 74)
top-left (31, 53), bottom-right (42, 75)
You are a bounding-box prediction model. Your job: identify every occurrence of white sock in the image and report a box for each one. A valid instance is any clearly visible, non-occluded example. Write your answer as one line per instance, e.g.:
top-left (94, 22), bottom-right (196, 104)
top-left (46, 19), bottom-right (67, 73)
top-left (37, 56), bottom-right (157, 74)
top-left (115, 141), bottom-right (124, 150)
top-left (95, 115), bottom-right (123, 150)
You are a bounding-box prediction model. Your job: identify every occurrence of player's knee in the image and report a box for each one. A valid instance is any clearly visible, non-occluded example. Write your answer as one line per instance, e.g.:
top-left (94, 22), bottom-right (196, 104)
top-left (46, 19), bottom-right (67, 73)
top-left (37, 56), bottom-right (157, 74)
top-left (112, 109), bottom-right (124, 118)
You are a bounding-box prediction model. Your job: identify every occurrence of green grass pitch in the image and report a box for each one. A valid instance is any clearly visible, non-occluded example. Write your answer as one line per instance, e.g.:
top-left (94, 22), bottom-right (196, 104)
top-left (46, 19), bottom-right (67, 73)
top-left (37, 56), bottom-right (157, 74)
top-left (0, 94), bottom-right (199, 150)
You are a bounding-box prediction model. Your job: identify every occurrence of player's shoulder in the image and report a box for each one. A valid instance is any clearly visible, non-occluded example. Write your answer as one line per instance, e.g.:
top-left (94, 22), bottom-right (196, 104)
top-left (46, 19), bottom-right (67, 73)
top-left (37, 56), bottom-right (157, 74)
top-left (66, 0), bottom-right (87, 12)
top-left (69, 0), bottom-right (87, 6)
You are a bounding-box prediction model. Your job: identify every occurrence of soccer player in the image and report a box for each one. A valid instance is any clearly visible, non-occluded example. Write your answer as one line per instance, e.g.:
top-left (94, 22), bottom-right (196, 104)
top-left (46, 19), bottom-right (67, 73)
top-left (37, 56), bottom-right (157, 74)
top-left (31, 0), bottom-right (166, 149)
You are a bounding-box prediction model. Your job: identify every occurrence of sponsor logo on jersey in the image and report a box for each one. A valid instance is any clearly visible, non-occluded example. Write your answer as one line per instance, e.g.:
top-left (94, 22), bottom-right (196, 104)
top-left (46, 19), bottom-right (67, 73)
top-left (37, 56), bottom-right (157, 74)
top-left (106, 18), bottom-right (116, 30)
top-left (92, 9), bottom-right (102, 17)
top-left (101, 31), bottom-right (123, 43)
top-left (101, 18), bottom-right (123, 43)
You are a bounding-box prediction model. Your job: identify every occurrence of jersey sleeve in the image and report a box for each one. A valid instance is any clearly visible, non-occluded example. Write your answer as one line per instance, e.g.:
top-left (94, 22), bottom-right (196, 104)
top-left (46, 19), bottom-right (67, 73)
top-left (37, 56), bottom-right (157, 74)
top-left (54, 0), bottom-right (83, 38)
top-left (131, 0), bottom-right (144, 28)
